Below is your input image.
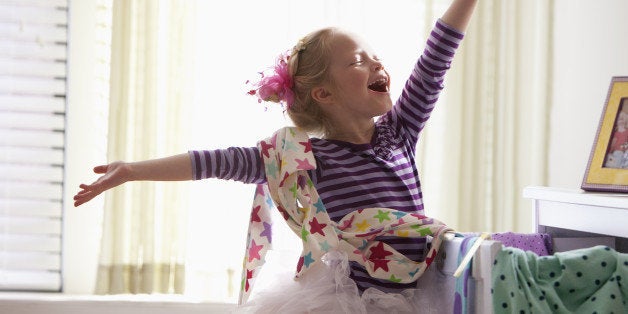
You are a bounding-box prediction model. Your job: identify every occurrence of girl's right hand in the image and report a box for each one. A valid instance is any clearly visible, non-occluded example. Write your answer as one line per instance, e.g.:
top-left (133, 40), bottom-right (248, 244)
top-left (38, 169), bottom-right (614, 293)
top-left (73, 161), bottom-right (131, 207)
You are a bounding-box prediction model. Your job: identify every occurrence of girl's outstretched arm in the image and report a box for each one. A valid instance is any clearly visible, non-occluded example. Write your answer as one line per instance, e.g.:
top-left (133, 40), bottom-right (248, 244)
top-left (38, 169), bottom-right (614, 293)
top-left (441, 0), bottom-right (478, 32)
top-left (73, 153), bottom-right (193, 207)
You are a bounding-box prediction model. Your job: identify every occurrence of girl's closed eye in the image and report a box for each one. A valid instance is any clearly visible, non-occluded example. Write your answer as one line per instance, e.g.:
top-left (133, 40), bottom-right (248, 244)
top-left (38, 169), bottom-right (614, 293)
top-left (350, 59), bottom-right (364, 66)
top-left (350, 55), bottom-right (383, 67)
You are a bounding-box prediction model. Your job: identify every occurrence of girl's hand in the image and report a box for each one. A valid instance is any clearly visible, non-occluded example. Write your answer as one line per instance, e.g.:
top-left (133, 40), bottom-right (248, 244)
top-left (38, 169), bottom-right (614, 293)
top-left (73, 161), bottom-right (131, 207)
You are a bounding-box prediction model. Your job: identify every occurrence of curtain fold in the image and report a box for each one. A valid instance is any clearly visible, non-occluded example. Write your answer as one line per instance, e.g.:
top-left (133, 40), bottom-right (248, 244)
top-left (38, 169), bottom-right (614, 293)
top-left (418, 0), bottom-right (553, 233)
top-left (95, 0), bottom-right (553, 299)
top-left (96, 0), bottom-right (196, 294)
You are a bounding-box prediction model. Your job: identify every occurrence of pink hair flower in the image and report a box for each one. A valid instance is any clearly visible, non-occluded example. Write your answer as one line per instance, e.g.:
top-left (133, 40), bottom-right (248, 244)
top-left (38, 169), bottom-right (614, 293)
top-left (247, 51), bottom-right (294, 110)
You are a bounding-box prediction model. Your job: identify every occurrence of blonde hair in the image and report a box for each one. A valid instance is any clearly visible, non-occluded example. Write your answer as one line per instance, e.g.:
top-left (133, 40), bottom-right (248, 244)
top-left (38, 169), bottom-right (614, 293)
top-left (286, 27), bottom-right (339, 137)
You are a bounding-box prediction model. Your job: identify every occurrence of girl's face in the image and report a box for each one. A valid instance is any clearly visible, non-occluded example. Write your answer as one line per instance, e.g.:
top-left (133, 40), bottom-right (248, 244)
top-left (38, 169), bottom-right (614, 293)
top-left (324, 31), bottom-right (392, 121)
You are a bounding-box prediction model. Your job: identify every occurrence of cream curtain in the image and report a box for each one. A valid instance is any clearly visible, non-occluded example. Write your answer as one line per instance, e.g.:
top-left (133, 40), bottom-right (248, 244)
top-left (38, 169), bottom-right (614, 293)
top-left (418, 0), bottom-right (553, 233)
top-left (96, 0), bottom-right (196, 294)
top-left (94, 0), bottom-right (553, 299)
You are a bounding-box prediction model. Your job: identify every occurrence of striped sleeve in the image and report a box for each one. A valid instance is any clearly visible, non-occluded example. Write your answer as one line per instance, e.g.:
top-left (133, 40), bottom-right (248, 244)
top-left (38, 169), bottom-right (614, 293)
top-left (188, 147), bottom-right (266, 184)
top-left (390, 19), bottom-right (464, 147)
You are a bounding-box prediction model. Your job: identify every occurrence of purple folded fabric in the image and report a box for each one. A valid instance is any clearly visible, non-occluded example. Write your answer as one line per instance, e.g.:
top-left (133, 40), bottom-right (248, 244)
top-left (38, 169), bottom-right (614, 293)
top-left (491, 232), bottom-right (553, 256)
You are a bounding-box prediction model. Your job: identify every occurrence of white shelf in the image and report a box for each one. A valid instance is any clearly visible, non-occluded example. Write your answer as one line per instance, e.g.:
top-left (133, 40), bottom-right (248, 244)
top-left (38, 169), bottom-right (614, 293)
top-left (523, 186), bottom-right (628, 238)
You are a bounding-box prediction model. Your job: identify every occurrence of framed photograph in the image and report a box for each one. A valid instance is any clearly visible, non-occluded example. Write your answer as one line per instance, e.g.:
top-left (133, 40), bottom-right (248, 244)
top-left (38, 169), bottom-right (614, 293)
top-left (582, 76), bottom-right (628, 192)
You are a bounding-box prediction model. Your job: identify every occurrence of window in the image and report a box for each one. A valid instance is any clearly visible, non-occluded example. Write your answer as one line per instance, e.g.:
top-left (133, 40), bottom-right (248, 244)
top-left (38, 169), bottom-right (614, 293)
top-left (1, 0), bottom-right (447, 299)
top-left (0, 0), bottom-right (68, 291)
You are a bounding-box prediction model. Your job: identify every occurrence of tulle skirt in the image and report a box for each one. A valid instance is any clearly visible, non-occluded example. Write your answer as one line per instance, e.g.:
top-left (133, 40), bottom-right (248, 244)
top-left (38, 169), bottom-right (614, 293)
top-left (237, 249), bottom-right (456, 314)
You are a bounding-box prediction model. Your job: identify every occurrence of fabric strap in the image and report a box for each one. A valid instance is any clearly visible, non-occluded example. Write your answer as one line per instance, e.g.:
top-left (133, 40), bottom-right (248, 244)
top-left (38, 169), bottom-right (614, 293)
top-left (453, 236), bottom-right (480, 314)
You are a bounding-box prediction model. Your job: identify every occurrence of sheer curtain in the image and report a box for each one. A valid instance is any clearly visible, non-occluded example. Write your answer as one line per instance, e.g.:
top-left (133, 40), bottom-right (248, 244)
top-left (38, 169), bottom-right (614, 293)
top-left (98, 0), bottom-right (552, 302)
top-left (96, 0), bottom-right (196, 294)
top-left (418, 0), bottom-right (553, 234)
top-left (183, 0), bottom-right (448, 302)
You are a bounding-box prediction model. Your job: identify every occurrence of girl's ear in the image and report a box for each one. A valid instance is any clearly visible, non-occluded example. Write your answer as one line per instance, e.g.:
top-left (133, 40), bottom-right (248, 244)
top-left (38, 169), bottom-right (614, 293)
top-left (311, 86), bottom-right (334, 105)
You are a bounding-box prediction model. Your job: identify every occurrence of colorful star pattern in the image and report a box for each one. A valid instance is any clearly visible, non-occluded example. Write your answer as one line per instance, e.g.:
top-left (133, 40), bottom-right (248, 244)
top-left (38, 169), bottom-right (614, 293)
top-left (373, 209), bottom-right (391, 223)
top-left (265, 159), bottom-right (278, 179)
top-left (356, 219), bottom-right (370, 231)
top-left (418, 227), bottom-right (433, 236)
top-left (295, 158), bottom-right (314, 170)
top-left (299, 140), bottom-right (312, 153)
top-left (259, 141), bottom-right (273, 158)
top-left (308, 217), bottom-right (327, 236)
top-left (389, 274), bottom-right (402, 283)
top-left (303, 252), bottom-right (315, 268)
top-left (239, 127), bottom-right (453, 305)
top-left (339, 215), bottom-right (354, 230)
top-left (301, 226), bottom-right (309, 241)
top-left (283, 139), bottom-right (296, 151)
top-left (313, 199), bottom-right (326, 213)
top-left (408, 268), bottom-right (419, 277)
top-left (289, 183), bottom-right (298, 198)
top-left (369, 241), bottom-right (393, 259)
top-left (260, 222), bottom-right (272, 242)
top-left (397, 230), bottom-right (409, 237)
top-left (392, 211), bottom-right (407, 220)
top-left (245, 269), bottom-right (254, 291)
top-left (250, 205), bottom-right (261, 222)
top-left (372, 258), bottom-right (390, 272)
top-left (319, 240), bottom-right (331, 252)
top-left (247, 239), bottom-right (263, 262)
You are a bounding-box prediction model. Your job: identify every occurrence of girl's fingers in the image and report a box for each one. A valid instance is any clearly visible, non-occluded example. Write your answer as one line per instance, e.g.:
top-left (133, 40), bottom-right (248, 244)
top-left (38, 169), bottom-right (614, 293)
top-left (74, 191), bottom-right (90, 200)
top-left (93, 165), bottom-right (109, 174)
top-left (74, 198), bottom-right (89, 207)
top-left (75, 184), bottom-right (96, 195)
top-left (75, 163), bottom-right (119, 207)
top-left (74, 189), bottom-right (93, 198)
top-left (74, 192), bottom-right (98, 207)
top-left (74, 183), bottom-right (102, 205)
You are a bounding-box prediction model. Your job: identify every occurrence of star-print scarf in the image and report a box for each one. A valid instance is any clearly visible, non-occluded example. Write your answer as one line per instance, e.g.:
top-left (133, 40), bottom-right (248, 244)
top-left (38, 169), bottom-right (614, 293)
top-left (238, 127), bottom-right (454, 304)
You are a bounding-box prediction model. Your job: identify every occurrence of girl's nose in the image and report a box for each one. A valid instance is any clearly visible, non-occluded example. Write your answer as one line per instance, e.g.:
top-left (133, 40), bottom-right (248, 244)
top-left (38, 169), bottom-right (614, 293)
top-left (372, 60), bottom-right (384, 71)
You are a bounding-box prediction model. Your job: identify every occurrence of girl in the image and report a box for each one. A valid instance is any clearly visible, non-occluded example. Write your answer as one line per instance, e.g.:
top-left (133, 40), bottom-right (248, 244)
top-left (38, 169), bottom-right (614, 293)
top-left (75, 0), bottom-right (477, 312)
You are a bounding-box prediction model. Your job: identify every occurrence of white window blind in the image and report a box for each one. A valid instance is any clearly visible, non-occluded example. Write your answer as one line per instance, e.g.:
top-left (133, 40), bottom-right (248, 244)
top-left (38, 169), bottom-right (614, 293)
top-left (0, 0), bottom-right (68, 291)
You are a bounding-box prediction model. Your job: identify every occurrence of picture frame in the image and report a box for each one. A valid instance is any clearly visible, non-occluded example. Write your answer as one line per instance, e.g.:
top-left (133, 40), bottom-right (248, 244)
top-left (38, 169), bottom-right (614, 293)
top-left (582, 76), bottom-right (628, 192)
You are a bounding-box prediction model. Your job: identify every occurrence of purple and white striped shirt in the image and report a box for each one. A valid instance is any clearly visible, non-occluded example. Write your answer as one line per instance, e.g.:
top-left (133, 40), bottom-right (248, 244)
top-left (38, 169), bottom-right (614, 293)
top-left (189, 19), bottom-right (463, 294)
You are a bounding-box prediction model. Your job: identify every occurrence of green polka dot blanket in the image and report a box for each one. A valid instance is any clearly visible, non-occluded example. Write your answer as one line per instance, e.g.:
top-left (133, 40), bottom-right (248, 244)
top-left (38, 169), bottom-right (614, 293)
top-left (238, 127), bottom-right (454, 304)
top-left (492, 245), bottom-right (627, 313)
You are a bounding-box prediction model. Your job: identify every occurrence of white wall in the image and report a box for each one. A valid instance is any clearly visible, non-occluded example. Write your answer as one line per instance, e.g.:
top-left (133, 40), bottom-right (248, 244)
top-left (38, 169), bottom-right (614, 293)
top-left (549, 0), bottom-right (628, 188)
top-left (64, 0), bottom-right (108, 293)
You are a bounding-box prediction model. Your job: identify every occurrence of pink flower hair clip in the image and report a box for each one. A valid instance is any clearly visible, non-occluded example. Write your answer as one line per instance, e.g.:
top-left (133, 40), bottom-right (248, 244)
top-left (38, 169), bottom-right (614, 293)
top-left (247, 51), bottom-right (294, 110)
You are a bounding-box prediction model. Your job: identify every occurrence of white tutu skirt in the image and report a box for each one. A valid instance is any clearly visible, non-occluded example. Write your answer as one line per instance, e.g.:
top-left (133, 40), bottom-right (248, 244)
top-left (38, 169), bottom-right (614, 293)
top-left (237, 249), bottom-right (457, 314)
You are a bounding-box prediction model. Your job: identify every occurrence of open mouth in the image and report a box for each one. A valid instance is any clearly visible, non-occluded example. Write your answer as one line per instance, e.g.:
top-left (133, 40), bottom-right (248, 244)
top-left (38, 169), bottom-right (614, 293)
top-left (368, 78), bottom-right (389, 93)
